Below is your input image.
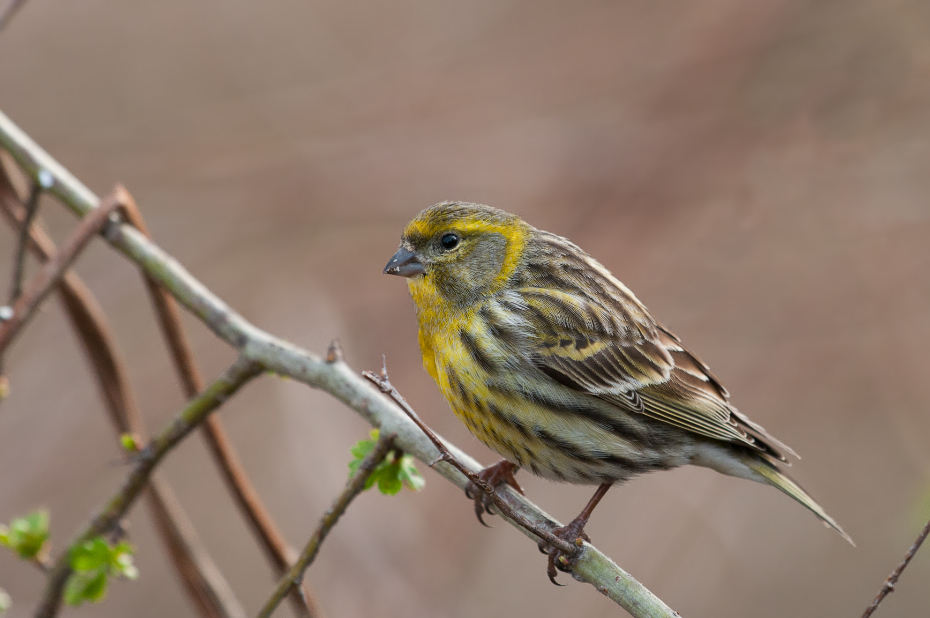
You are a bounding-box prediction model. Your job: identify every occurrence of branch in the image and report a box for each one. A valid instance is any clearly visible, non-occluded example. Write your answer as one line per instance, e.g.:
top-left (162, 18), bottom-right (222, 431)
top-left (33, 357), bottom-right (262, 618)
top-left (255, 433), bottom-right (397, 618)
top-left (861, 516), bottom-right (930, 618)
top-left (0, 108), bottom-right (679, 618)
top-left (0, 187), bottom-right (121, 359)
top-left (1, 168), bottom-right (314, 616)
top-left (0, 168), bottom-right (247, 618)
top-left (7, 178), bottom-right (40, 303)
top-left (116, 187), bottom-right (320, 618)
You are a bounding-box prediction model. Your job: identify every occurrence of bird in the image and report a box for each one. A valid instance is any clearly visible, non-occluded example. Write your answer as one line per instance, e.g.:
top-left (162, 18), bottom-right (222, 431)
top-left (383, 201), bottom-right (852, 582)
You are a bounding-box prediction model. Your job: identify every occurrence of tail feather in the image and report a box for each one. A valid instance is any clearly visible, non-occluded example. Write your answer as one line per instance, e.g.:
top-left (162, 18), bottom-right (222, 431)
top-left (745, 456), bottom-right (855, 546)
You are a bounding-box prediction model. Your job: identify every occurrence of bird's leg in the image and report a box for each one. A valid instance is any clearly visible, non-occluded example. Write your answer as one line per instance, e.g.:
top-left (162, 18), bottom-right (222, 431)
top-left (538, 482), bottom-right (612, 585)
top-left (465, 459), bottom-right (524, 526)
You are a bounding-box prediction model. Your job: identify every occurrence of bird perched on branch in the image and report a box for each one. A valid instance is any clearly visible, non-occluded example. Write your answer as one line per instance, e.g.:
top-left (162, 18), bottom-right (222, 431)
top-left (384, 202), bottom-right (852, 582)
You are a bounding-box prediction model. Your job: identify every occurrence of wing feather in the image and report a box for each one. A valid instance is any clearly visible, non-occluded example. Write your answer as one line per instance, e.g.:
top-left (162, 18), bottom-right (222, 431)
top-left (517, 258), bottom-right (793, 460)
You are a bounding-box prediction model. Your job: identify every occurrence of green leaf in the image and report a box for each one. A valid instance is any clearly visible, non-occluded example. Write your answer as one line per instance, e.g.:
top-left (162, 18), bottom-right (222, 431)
top-left (348, 429), bottom-right (380, 477)
top-left (350, 429), bottom-right (379, 458)
top-left (63, 537), bottom-right (136, 606)
top-left (398, 455), bottom-right (425, 491)
top-left (63, 574), bottom-right (84, 606)
top-left (347, 430), bottom-right (426, 495)
top-left (112, 540), bottom-right (133, 555)
top-left (110, 541), bottom-right (138, 580)
top-left (376, 461), bottom-right (404, 495)
top-left (69, 538), bottom-right (111, 572)
top-left (363, 469), bottom-right (380, 490)
top-left (64, 570), bottom-right (109, 607)
top-left (2, 510), bottom-right (49, 559)
top-left (83, 570), bottom-right (108, 601)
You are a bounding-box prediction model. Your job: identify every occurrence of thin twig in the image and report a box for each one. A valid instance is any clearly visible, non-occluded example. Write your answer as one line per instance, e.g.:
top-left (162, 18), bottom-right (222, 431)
top-left (0, 108), bottom-right (680, 618)
top-left (115, 188), bottom-right (318, 618)
top-left (0, 187), bottom-right (121, 357)
top-left (362, 364), bottom-right (575, 555)
top-left (255, 433), bottom-right (397, 618)
top-left (861, 516), bottom-right (930, 618)
top-left (0, 170), bottom-right (247, 618)
top-left (8, 180), bottom-right (40, 303)
top-left (33, 357), bottom-right (262, 618)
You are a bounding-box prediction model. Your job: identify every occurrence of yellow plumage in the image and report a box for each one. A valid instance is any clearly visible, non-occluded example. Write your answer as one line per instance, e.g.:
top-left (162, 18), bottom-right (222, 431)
top-left (384, 201), bottom-right (852, 558)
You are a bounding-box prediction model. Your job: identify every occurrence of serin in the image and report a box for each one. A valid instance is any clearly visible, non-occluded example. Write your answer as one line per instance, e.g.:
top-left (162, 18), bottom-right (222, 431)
top-left (384, 202), bottom-right (852, 582)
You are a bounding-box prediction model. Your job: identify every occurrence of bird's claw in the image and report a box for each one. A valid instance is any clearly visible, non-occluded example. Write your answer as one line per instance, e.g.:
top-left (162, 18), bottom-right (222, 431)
top-left (537, 519), bottom-right (590, 585)
top-left (464, 460), bottom-right (523, 527)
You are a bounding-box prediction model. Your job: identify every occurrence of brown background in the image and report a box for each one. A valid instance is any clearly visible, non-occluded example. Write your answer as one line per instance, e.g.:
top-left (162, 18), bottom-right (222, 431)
top-left (1, 0), bottom-right (929, 616)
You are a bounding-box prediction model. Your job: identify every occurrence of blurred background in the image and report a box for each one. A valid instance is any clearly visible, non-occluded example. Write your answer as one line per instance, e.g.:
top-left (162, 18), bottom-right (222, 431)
top-left (1, 0), bottom-right (929, 616)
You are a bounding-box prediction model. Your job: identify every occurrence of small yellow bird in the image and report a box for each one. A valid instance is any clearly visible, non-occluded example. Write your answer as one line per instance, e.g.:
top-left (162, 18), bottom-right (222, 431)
top-left (384, 202), bottom-right (852, 581)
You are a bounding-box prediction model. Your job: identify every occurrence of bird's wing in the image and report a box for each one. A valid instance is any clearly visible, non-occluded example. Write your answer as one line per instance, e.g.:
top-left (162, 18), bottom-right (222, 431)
top-left (520, 286), bottom-right (794, 460)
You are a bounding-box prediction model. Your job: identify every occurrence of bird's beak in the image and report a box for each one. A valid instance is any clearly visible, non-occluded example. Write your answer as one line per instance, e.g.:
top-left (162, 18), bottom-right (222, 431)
top-left (383, 246), bottom-right (425, 277)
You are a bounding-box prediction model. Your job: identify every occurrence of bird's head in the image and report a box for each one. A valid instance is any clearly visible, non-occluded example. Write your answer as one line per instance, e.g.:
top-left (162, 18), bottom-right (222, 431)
top-left (384, 202), bottom-right (530, 307)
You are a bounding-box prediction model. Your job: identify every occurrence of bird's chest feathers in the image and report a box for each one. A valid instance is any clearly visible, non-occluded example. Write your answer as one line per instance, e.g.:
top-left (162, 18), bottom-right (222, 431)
top-left (407, 277), bottom-right (456, 380)
top-left (409, 293), bottom-right (495, 402)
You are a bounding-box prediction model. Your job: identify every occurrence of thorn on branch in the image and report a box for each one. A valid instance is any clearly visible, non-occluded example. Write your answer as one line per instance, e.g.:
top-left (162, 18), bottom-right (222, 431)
top-left (325, 340), bottom-right (343, 363)
top-left (428, 453), bottom-right (452, 467)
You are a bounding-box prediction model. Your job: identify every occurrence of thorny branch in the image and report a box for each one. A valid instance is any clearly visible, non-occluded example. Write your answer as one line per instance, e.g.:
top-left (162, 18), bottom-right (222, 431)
top-left (255, 433), bottom-right (398, 618)
top-left (0, 108), bottom-right (679, 618)
top-left (861, 516), bottom-right (930, 618)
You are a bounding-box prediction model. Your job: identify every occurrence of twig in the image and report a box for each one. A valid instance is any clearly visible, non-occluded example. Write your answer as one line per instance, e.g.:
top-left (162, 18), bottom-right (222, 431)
top-left (0, 186), bottom-right (122, 357)
top-left (0, 170), bottom-right (247, 618)
top-left (33, 356), bottom-right (262, 618)
top-left (7, 179), bottom-right (40, 303)
top-left (0, 108), bottom-right (679, 618)
top-left (362, 364), bottom-right (575, 555)
top-left (115, 189), bottom-right (318, 618)
top-left (861, 516), bottom-right (930, 618)
top-left (255, 433), bottom-right (397, 618)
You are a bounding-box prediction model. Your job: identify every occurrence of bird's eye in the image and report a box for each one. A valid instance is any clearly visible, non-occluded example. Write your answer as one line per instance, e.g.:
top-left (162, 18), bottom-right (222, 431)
top-left (440, 233), bottom-right (460, 250)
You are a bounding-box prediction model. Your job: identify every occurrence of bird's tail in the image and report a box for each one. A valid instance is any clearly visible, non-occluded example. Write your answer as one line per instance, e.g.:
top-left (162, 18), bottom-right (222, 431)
top-left (743, 455), bottom-right (855, 546)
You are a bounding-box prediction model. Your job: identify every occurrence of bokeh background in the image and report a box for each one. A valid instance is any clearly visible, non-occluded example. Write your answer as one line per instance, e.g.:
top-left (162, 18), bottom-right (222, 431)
top-left (1, 0), bottom-right (929, 616)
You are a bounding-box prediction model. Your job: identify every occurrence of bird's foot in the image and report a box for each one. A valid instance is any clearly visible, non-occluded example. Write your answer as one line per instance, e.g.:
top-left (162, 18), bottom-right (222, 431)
top-left (537, 517), bottom-right (590, 585)
top-left (465, 460), bottom-right (523, 526)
